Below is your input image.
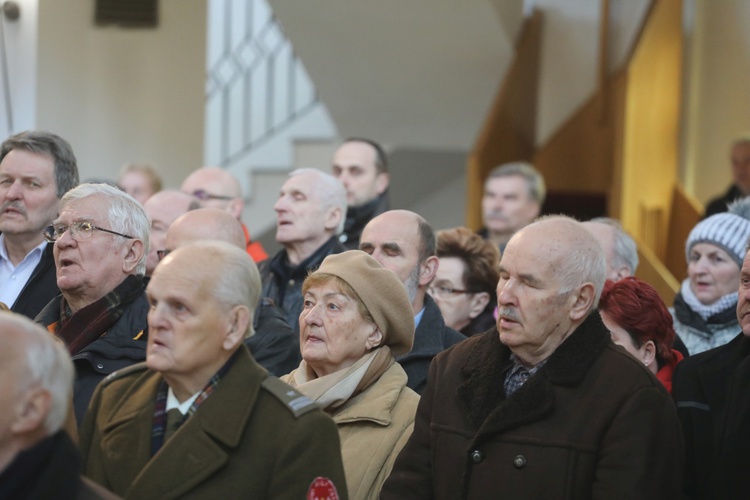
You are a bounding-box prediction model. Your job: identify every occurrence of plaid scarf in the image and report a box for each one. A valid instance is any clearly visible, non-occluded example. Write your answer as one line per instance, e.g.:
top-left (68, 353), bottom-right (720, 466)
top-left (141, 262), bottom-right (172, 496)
top-left (51, 275), bottom-right (145, 355)
top-left (150, 349), bottom-right (240, 456)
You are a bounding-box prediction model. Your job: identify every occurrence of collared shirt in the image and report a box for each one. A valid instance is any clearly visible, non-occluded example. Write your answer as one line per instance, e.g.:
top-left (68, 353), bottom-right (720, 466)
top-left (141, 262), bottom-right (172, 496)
top-left (0, 235), bottom-right (46, 308)
top-left (414, 306), bottom-right (426, 328)
top-left (166, 387), bottom-right (200, 415)
top-left (503, 354), bottom-right (549, 397)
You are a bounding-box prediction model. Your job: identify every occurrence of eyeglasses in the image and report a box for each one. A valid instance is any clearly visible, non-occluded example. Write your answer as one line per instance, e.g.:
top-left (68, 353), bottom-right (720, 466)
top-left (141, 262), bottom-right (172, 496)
top-left (156, 249), bottom-right (171, 261)
top-left (428, 285), bottom-right (478, 299)
top-left (43, 221), bottom-right (134, 243)
top-left (190, 189), bottom-right (234, 201)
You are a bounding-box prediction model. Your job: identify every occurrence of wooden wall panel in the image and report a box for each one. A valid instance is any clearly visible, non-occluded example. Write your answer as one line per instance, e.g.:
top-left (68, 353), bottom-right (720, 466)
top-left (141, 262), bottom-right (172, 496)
top-left (466, 10), bottom-right (542, 230)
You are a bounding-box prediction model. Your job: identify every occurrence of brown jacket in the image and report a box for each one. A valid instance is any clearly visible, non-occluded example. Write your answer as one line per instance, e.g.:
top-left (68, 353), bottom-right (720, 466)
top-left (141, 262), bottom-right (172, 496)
top-left (382, 312), bottom-right (684, 499)
top-left (80, 346), bottom-right (348, 499)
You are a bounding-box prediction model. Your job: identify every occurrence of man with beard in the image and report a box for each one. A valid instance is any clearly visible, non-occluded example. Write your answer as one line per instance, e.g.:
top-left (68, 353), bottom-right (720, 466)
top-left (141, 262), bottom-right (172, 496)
top-left (382, 216), bottom-right (683, 499)
top-left (479, 162), bottom-right (545, 253)
top-left (0, 131), bottom-right (79, 319)
top-left (360, 210), bottom-right (465, 394)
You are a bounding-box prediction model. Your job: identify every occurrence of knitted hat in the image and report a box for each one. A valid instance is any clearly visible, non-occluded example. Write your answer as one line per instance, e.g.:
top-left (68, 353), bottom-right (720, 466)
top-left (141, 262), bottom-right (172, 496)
top-left (314, 250), bottom-right (415, 356)
top-left (686, 197), bottom-right (750, 267)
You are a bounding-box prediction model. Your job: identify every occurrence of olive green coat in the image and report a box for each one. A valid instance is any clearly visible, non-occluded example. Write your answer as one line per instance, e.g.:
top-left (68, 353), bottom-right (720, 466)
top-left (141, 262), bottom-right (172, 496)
top-left (80, 346), bottom-right (348, 500)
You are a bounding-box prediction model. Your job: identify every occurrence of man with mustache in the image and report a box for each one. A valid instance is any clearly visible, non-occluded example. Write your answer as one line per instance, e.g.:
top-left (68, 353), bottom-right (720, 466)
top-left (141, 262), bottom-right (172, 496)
top-left (359, 210), bottom-right (465, 394)
top-left (673, 239), bottom-right (750, 498)
top-left (383, 216), bottom-right (683, 499)
top-left (479, 162), bottom-right (545, 253)
top-left (0, 131), bottom-right (79, 319)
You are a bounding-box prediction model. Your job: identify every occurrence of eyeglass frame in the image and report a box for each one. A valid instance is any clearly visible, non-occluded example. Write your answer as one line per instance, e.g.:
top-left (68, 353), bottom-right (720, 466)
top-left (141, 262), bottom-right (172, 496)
top-left (189, 189), bottom-right (235, 201)
top-left (428, 284), bottom-right (480, 299)
top-left (43, 221), bottom-right (135, 243)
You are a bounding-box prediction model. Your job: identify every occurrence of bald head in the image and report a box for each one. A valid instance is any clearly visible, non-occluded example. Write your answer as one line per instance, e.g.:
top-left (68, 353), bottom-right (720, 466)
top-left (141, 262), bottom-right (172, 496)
top-left (144, 190), bottom-right (198, 276)
top-left (166, 208), bottom-right (246, 251)
top-left (496, 217), bottom-right (606, 366)
top-left (509, 216), bottom-right (607, 307)
top-left (181, 167), bottom-right (244, 219)
top-left (359, 210), bottom-right (438, 312)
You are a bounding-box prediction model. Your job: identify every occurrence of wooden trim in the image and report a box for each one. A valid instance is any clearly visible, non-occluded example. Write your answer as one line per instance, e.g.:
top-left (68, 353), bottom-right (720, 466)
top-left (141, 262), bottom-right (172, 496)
top-left (622, 0), bottom-right (657, 70)
top-left (465, 9), bottom-right (543, 230)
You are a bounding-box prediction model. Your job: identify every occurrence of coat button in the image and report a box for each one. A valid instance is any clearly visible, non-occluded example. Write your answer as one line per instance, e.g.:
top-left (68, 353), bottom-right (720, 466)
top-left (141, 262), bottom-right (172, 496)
top-left (513, 455), bottom-right (527, 468)
top-left (470, 450), bottom-right (483, 464)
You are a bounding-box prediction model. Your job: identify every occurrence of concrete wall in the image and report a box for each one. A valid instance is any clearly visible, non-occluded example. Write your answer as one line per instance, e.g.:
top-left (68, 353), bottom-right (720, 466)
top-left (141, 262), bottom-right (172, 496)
top-left (682, 0), bottom-right (750, 205)
top-left (36, 0), bottom-right (206, 187)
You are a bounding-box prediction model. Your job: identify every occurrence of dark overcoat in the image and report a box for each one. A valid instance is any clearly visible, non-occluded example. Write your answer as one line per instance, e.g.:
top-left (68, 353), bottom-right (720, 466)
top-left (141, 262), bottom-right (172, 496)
top-left (673, 332), bottom-right (750, 499)
top-left (382, 312), bottom-right (684, 499)
top-left (79, 346), bottom-right (348, 500)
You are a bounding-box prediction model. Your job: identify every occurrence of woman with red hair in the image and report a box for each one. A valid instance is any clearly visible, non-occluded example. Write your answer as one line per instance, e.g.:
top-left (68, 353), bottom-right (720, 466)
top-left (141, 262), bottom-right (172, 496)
top-left (598, 277), bottom-right (684, 393)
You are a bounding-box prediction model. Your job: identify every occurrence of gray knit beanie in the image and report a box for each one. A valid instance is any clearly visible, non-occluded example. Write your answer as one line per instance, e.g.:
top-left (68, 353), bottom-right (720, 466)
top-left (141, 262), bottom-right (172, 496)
top-left (313, 250), bottom-right (415, 356)
top-left (686, 197), bottom-right (750, 267)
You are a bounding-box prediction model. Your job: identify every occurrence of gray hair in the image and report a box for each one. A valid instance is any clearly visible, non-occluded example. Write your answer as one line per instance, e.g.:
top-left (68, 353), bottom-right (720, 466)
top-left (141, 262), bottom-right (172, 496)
top-left (289, 168), bottom-right (347, 234)
top-left (486, 162), bottom-right (546, 205)
top-left (589, 217), bottom-right (639, 275)
top-left (1, 312), bottom-right (74, 434)
top-left (175, 241), bottom-right (261, 338)
top-left (61, 183), bottom-right (151, 276)
top-left (0, 130), bottom-right (79, 197)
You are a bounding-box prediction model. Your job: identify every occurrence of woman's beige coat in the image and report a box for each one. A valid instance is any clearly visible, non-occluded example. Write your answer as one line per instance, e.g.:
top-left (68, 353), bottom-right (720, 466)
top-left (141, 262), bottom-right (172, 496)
top-left (283, 362), bottom-right (419, 499)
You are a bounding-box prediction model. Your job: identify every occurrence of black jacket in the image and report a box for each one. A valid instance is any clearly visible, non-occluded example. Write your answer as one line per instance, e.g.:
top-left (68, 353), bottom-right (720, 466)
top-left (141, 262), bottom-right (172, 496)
top-left (704, 184), bottom-right (743, 218)
top-left (673, 332), bottom-right (750, 499)
top-left (339, 191), bottom-right (389, 250)
top-left (397, 294), bottom-right (465, 394)
top-left (36, 292), bottom-right (149, 425)
top-left (259, 236), bottom-right (345, 335)
top-left (10, 242), bottom-right (60, 320)
top-left (246, 298), bottom-right (301, 376)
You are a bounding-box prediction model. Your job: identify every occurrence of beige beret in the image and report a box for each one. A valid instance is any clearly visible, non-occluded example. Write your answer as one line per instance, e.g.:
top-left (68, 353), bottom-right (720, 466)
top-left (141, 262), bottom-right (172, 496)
top-left (315, 250), bottom-right (415, 356)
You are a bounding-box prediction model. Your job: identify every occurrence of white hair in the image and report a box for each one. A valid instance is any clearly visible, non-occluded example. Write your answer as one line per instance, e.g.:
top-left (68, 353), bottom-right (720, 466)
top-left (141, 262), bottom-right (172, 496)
top-left (289, 168), bottom-right (347, 234)
top-left (1, 312), bottom-right (74, 434)
top-left (60, 182), bottom-right (151, 276)
top-left (590, 217), bottom-right (639, 274)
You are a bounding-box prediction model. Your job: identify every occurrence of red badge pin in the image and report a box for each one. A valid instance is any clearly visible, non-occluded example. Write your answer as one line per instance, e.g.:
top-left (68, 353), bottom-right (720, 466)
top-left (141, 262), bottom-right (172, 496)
top-left (307, 476), bottom-right (339, 500)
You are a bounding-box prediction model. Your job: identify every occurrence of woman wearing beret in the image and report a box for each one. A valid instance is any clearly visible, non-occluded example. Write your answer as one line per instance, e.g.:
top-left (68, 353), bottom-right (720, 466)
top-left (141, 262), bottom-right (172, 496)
top-left (281, 250), bottom-right (419, 500)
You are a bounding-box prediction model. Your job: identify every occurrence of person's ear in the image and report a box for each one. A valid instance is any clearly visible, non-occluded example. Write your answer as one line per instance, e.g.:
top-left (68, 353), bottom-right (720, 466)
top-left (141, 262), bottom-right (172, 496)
top-left (468, 292), bottom-right (490, 319)
top-left (223, 305), bottom-right (251, 350)
top-left (375, 173), bottom-right (389, 195)
top-left (365, 326), bottom-right (384, 350)
top-left (11, 388), bottom-right (51, 434)
top-left (122, 239), bottom-right (145, 274)
top-left (568, 283), bottom-right (596, 321)
top-left (227, 197), bottom-right (244, 220)
top-left (419, 256), bottom-right (439, 286)
top-left (324, 206), bottom-right (343, 232)
top-left (641, 340), bottom-right (657, 367)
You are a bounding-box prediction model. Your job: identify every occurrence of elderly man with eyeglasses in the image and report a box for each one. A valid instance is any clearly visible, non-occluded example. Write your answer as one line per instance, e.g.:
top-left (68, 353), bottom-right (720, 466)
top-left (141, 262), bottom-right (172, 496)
top-left (35, 182), bottom-right (150, 426)
top-left (180, 166), bottom-right (267, 262)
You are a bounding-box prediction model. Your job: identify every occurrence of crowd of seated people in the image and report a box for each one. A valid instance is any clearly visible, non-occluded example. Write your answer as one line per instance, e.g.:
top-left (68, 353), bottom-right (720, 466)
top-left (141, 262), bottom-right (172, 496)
top-left (3, 127), bottom-right (750, 499)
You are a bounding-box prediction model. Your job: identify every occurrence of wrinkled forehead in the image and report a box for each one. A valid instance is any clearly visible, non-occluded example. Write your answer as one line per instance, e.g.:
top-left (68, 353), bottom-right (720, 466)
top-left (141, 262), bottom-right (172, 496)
top-left (57, 195), bottom-right (109, 223)
top-left (363, 215), bottom-right (420, 251)
top-left (485, 175), bottom-right (531, 196)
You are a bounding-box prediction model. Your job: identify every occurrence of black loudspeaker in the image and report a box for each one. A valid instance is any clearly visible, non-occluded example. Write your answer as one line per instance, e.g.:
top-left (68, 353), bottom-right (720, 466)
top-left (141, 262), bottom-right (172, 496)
top-left (95, 0), bottom-right (158, 28)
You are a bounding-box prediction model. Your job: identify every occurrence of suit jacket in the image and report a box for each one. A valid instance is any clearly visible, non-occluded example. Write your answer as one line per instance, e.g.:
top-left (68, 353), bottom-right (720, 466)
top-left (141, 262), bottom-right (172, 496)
top-left (397, 294), bottom-right (465, 394)
top-left (10, 242), bottom-right (59, 320)
top-left (383, 311), bottom-right (684, 500)
top-left (80, 346), bottom-right (348, 500)
top-left (673, 332), bottom-right (750, 499)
